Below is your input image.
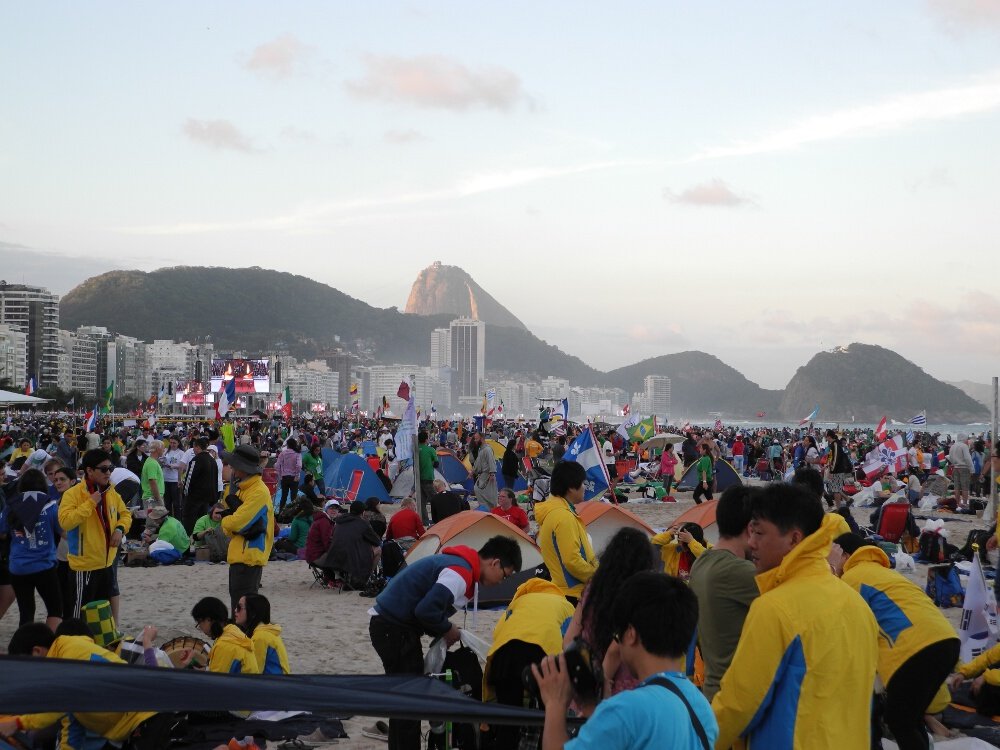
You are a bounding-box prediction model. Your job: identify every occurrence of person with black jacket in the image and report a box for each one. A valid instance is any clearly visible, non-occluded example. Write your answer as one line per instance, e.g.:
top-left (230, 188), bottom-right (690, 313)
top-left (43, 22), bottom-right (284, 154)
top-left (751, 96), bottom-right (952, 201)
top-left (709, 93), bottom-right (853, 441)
top-left (182, 438), bottom-right (219, 534)
top-left (501, 439), bottom-right (522, 491)
top-left (824, 430), bottom-right (854, 509)
top-left (314, 500), bottom-right (382, 590)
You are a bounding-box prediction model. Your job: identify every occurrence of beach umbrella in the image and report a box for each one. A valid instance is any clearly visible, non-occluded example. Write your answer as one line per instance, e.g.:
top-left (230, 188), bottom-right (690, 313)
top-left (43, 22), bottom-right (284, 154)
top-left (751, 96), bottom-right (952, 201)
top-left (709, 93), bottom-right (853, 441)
top-left (639, 433), bottom-right (686, 451)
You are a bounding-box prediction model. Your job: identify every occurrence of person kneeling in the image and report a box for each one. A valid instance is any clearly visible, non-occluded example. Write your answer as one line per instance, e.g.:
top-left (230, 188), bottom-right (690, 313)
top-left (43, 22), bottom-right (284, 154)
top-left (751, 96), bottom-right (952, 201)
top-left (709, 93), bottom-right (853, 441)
top-left (531, 573), bottom-right (717, 750)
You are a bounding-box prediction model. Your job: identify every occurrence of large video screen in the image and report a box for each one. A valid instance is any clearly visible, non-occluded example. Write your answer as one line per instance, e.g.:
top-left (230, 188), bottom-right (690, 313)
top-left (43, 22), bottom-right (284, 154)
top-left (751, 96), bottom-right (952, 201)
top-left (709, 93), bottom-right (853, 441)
top-left (210, 358), bottom-right (270, 394)
top-left (174, 380), bottom-right (214, 405)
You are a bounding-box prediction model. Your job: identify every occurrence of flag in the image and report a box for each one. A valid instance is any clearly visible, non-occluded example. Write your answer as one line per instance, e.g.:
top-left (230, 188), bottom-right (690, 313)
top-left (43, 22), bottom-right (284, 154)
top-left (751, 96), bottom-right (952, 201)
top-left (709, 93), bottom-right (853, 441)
top-left (622, 404), bottom-right (630, 416)
top-left (714, 419), bottom-right (723, 432)
top-left (215, 378), bottom-right (237, 420)
top-left (67, 397), bottom-right (75, 409)
top-left (874, 416), bottom-right (887, 442)
top-left (959, 553), bottom-right (999, 662)
top-left (157, 382), bottom-right (167, 403)
top-left (908, 411), bottom-right (927, 426)
top-left (350, 383), bottom-right (359, 397)
top-left (497, 398), bottom-right (504, 416)
top-left (395, 394), bottom-right (417, 464)
top-left (147, 393), bottom-right (158, 411)
top-left (560, 398), bottom-right (569, 422)
top-left (565, 426), bottom-right (612, 500)
top-left (396, 378), bottom-right (410, 401)
top-left (798, 405), bottom-right (819, 426)
top-left (756, 411), bottom-right (766, 418)
top-left (84, 404), bottom-right (99, 432)
top-left (382, 395), bottom-right (390, 412)
top-left (905, 429), bottom-right (914, 445)
top-left (486, 388), bottom-right (497, 416)
top-left (430, 401), bottom-right (437, 418)
top-left (481, 393), bottom-right (488, 415)
top-left (102, 382), bottom-right (115, 413)
top-left (628, 417), bottom-right (656, 443)
top-left (281, 386), bottom-right (293, 421)
top-left (25, 375), bottom-right (37, 396)
top-left (220, 422), bottom-right (236, 453)
top-left (617, 411), bottom-right (639, 441)
top-left (878, 435), bottom-right (908, 474)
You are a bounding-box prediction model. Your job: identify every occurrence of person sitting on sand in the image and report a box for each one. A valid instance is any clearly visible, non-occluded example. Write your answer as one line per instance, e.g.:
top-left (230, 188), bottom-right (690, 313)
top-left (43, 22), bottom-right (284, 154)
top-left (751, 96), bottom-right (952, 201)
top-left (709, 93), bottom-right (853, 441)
top-left (188, 596), bottom-right (259, 674)
top-left (949, 639), bottom-right (1000, 717)
top-left (651, 522), bottom-right (709, 581)
top-left (236, 593), bottom-right (289, 675)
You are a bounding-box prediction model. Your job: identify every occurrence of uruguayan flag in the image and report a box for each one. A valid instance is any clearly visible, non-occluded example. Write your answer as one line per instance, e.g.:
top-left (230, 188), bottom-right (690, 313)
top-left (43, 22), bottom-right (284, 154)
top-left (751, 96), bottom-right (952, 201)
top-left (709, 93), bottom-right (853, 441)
top-left (565, 426), bottom-right (611, 500)
top-left (908, 411), bottom-right (927, 426)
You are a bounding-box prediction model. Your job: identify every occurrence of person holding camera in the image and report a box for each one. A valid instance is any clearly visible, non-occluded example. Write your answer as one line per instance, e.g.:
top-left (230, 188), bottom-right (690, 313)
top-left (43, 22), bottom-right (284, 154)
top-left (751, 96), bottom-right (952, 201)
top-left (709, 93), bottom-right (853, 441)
top-left (532, 573), bottom-right (717, 750)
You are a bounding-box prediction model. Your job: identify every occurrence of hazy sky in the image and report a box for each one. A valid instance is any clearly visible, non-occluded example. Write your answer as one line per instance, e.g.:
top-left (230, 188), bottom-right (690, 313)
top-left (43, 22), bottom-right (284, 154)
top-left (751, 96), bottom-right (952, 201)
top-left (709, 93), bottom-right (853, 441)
top-left (2, 2), bottom-right (998, 389)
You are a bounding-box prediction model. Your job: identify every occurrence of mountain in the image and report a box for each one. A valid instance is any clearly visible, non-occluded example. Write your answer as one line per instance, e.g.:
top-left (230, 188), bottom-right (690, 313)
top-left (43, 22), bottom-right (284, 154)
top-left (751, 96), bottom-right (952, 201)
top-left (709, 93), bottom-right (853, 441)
top-left (604, 351), bottom-right (783, 418)
top-left (404, 262), bottom-right (527, 330)
top-left (780, 344), bottom-right (989, 423)
top-left (946, 380), bottom-right (994, 410)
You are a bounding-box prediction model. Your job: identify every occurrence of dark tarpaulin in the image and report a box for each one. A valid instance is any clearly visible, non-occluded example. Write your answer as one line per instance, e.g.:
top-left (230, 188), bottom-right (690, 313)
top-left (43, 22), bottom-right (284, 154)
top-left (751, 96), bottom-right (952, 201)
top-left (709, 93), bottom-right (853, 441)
top-left (0, 657), bottom-right (544, 726)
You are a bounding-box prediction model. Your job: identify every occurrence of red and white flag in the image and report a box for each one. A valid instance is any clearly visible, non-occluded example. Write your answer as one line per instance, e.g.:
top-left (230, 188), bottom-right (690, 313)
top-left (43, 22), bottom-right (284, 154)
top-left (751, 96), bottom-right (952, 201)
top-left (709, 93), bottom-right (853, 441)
top-left (215, 378), bottom-right (237, 420)
top-left (874, 416), bottom-right (887, 442)
top-left (622, 404), bottom-right (630, 416)
top-left (397, 377), bottom-right (411, 402)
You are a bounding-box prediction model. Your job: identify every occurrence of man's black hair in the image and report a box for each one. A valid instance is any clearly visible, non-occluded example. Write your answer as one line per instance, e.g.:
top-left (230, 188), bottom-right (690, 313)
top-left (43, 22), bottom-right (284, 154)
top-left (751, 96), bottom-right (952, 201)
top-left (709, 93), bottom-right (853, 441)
top-left (195, 436), bottom-right (210, 450)
top-left (791, 467), bottom-right (824, 500)
top-left (610, 572), bottom-right (698, 658)
top-left (80, 448), bottom-right (113, 471)
top-left (833, 532), bottom-right (875, 557)
top-left (716, 485), bottom-right (756, 538)
top-left (478, 535), bottom-right (523, 573)
top-left (349, 499), bottom-right (366, 516)
top-left (751, 483), bottom-right (824, 537)
top-left (8, 622), bottom-right (56, 655)
top-left (550, 460), bottom-right (586, 497)
top-left (55, 618), bottom-right (94, 637)
top-left (418, 431), bottom-right (428, 443)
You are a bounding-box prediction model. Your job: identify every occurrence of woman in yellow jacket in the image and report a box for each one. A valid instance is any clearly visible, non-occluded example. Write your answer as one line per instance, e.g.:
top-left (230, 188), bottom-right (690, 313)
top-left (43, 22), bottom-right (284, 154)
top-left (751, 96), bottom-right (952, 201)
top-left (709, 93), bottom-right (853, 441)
top-left (831, 533), bottom-right (959, 750)
top-left (236, 593), bottom-right (290, 675)
top-left (190, 596), bottom-right (259, 674)
top-left (949, 641), bottom-right (1000, 716)
top-left (651, 522), bottom-right (709, 581)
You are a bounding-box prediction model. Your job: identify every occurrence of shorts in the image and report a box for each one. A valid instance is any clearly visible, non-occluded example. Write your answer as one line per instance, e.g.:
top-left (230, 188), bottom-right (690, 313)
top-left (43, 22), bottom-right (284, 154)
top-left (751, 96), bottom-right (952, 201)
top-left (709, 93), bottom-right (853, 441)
top-left (952, 467), bottom-right (971, 493)
top-left (606, 463), bottom-right (618, 479)
top-left (828, 473), bottom-right (851, 494)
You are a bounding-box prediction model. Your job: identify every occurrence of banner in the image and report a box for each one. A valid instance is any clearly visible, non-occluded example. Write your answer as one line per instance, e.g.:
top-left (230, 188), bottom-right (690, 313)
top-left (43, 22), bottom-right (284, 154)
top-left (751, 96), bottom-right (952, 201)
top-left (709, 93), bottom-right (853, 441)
top-left (959, 553), bottom-right (1000, 662)
top-left (565, 425), bottom-right (611, 500)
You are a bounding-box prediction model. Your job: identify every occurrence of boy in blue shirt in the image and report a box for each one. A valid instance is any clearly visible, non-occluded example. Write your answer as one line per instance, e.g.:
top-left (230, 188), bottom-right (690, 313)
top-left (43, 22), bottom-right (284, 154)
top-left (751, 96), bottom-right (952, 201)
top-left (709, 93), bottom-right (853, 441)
top-left (532, 572), bottom-right (717, 750)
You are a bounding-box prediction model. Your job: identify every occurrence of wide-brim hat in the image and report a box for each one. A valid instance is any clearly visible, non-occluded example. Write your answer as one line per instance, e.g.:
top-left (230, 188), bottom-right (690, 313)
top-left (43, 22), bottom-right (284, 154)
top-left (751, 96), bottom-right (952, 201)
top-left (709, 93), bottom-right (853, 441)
top-left (221, 445), bottom-right (262, 475)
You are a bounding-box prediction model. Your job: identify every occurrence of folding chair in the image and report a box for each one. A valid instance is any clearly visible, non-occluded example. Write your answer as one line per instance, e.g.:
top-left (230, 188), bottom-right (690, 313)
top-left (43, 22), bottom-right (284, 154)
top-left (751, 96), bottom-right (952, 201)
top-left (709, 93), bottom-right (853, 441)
top-left (343, 470), bottom-right (364, 504)
top-left (872, 501), bottom-right (913, 544)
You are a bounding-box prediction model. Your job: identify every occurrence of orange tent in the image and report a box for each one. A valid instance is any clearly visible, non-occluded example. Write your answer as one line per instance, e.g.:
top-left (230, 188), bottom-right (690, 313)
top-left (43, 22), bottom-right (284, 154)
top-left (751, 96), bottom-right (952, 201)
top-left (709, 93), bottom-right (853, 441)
top-left (575, 500), bottom-right (655, 554)
top-left (673, 499), bottom-right (719, 544)
top-left (405, 510), bottom-right (542, 569)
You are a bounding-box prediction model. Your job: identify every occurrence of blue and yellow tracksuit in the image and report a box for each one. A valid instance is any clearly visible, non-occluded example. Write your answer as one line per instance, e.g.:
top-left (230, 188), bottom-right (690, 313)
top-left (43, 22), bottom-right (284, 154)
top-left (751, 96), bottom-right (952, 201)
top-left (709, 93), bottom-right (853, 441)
top-left (221, 475), bottom-right (274, 566)
top-left (841, 545), bottom-right (958, 686)
top-left (535, 495), bottom-right (597, 598)
top-left (484, 578), bottom-right (575, 700)
top-left (711, 514), bottom-right (879, 750)
top-left (651, 529), bottom-right (710, 578)
top-left (208, 623), bottom-right (259, 674)
top-left (252, 623), bottom-right (290, 675)
top-left (958, 642), bottom-right (1000, 686)
top-left (58, 482), bottom-right (132, 571)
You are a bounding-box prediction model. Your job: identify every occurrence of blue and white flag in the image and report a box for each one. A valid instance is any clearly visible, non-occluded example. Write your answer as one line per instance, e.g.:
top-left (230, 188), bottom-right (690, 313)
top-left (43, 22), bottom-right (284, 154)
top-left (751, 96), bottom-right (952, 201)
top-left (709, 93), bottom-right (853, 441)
top-left (215, 378), bottom-right (237, 420)
top-left (617, 411), bottom-right (639, 441)
top-left (395, 395), bottom-right (417, 465)
top-left (798, 405), bottom-right (819, 426)
top-left (84, 404), bottom-right (99, 432)
top-left (565, 425), bottom-right (611, 500)
top-left (560, 398), bottom-right (569, 422)
top-left (905, 429), bottom-right (914, 445)
top-left (908, 411), bottom-right (927, 426)
top-left (960, 553), bottom-right (999, 662)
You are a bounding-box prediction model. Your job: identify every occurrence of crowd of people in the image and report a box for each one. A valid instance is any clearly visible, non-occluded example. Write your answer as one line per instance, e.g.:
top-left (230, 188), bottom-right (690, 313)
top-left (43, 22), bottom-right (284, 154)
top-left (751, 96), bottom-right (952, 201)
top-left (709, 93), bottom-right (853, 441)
top-left (0, 408), bottom-right (998, 750)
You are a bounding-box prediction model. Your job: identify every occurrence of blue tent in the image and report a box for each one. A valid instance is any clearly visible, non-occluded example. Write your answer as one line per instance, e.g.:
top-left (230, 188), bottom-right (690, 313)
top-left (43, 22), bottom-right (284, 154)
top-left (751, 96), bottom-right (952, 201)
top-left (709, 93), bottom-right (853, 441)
top-left (321, 451), bottom-right (391, 504)
top-left (676, 459), bottom-right (743, 493)
top-left (437, 453), bottom-right (471, 485)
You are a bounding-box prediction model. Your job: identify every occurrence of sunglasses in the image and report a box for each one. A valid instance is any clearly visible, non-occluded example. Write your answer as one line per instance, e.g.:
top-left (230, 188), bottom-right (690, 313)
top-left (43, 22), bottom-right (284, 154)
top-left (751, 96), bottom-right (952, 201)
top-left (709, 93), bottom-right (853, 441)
top-left (93, 465), bottom-right (114, 473)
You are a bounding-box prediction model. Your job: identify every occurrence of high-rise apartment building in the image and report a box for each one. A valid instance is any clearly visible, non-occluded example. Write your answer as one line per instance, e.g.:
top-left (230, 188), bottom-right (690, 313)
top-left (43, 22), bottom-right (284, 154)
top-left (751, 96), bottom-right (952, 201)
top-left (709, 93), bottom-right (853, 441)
top-left (643, 375), bottom-right (671, 417)
top-left (0, 283), bottom-right (59, 387)
top-left (430, 328), bottom-right (450, 370)
top-left (0, 324), bottom-right (27, 388)
top-left (449, 318), bottom-right (484, 406)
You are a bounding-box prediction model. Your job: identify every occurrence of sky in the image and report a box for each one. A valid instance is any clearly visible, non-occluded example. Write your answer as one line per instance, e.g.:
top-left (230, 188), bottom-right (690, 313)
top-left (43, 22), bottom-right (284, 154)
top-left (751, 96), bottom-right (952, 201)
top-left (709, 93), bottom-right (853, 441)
top-left (2, 1), bottom-right (999, 389)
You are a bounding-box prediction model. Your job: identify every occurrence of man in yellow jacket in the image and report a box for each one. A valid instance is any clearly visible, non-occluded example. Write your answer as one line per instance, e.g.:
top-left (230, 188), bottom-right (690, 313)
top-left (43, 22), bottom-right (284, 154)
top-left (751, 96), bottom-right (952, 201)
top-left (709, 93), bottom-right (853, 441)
top-left (58, 449), bottom-right (132, 618)
top-left (219, 445), bottom-right (274, 615)
top-left (0, 623), bottom-right (168, 747)
top-left (832, 534), bottom-right (959, 750)
top-left (711, 484), bottom-right (878, 750)
top-left (535, 461), bottom-right (597, 604)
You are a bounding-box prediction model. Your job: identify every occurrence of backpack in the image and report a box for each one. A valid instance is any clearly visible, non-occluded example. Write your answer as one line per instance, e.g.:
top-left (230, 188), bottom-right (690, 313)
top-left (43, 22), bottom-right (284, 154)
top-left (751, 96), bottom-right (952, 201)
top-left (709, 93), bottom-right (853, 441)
top-left (427, 645), bottom-right (483, 749)
top-left (203, 526), bottom-right (230, 563)
top-left (918, 530), bottom-right (948, 564)
top-left (926, 564), bottom-right (964, 608)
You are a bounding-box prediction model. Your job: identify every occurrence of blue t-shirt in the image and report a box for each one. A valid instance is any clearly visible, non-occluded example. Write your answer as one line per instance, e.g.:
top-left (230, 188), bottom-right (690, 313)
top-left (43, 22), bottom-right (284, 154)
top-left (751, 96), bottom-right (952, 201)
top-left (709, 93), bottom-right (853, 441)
top-left (566, 672), bottom-right (717, 750)
top-left (0, 495), bottom-right (62, 575)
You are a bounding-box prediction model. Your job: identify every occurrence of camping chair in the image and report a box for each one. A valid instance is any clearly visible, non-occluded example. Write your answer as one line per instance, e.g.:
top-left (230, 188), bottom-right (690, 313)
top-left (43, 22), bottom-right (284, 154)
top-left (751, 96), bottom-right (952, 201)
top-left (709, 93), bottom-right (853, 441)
top-left (871, 501), bottom-right (915, 545)
top-left (343, 470), bottom-right (364, 503)
top-left (308, 563), bottom-right (330, 589)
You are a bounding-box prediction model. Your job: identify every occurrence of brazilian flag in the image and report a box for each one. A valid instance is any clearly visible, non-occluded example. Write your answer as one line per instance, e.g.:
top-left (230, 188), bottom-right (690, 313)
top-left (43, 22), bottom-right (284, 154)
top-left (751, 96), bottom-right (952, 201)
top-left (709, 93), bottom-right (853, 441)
top-left (629, 417), bottom-right (656, 442)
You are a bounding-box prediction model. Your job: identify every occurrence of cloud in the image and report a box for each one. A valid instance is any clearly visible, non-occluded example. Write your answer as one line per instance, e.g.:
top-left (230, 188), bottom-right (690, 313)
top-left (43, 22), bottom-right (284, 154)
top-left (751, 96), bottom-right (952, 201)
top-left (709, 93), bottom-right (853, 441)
top-left (908, 165), bottom-right (955, 192)
top-left (345, 54), bottom-right (531, 111)
top-left (928, 0), bottom-right (1000, 35)
top-left (691, 71), bottom-right (1000, 160)
top-left (384, 129), bottom-right (428, 144)
top-left (242, 34), bottom-right (312, 79)
top-left (664, 179), bottom-right (755, 207)
top-left (281, 126), bottom-right (317, 143)
top-left (182, 119), bottom-right (258, 153)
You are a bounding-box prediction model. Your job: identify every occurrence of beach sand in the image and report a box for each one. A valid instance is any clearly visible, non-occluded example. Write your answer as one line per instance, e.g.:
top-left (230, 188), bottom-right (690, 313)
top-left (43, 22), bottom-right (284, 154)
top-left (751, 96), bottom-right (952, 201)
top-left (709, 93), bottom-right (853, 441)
top-left (0, 489), bottom-right (989, 748)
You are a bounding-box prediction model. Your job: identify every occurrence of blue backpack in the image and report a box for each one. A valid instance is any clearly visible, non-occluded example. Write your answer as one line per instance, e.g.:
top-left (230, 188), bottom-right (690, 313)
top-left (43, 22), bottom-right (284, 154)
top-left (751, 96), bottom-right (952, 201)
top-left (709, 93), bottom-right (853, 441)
top-left (926, 564), bottom-right (964, 608)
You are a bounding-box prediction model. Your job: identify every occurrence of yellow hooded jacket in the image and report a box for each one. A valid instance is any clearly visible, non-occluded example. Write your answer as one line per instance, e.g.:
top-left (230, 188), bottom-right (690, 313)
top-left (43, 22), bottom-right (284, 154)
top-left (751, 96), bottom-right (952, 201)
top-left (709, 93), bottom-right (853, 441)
top-left (711, 514), bottom-right (878, 750)
top-left (651, 529), bottom-right (710, 578)
top-left (958, 641), bottom-right (1000, 686)
top-left (841, 545), bottom-right (958, 685)
top-left (483, 578), bottom-right (575, 701)
top-left (209, 623), bottom-right (260, 674)
top-left (58, 481), bottom-right (132, 571)
top-left (252, 623), bottom-right (290, 675)
top-left (534, 495), bottom-right (597, 598)
top-left (221, 474), bottom-right (274, 566)
top-left (17, 636), bottom-right (155, 745)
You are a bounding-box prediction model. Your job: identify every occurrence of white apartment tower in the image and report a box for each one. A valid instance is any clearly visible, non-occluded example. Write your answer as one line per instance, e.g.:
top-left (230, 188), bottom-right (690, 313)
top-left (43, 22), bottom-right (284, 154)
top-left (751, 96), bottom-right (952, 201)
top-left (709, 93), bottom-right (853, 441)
top-left (0, 283), bottom-right (60, 387)
top-left (449, 318), bottom-right (485, 405)
top-left (643, 375), bottom-right (672, 417)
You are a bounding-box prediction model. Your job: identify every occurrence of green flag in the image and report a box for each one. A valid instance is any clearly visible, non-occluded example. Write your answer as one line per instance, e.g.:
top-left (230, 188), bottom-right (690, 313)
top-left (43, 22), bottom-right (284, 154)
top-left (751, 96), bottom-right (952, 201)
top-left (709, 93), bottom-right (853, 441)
top-left (220, 422), bottom-right (236, 453)
top-left (102, 382), bottom-right (115, 413)
top-left (628, 417), bottom-right (656, 442)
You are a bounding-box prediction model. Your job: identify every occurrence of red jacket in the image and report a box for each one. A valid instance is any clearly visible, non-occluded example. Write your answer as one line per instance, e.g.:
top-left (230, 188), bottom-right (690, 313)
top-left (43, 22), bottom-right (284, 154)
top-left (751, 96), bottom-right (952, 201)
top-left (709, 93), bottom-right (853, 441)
top-left (491, 504), bottom-right (529, 531)
top-left (304, 511), bottom-right (335, 564)
top-left (385, 507), bottom-right (426, 541)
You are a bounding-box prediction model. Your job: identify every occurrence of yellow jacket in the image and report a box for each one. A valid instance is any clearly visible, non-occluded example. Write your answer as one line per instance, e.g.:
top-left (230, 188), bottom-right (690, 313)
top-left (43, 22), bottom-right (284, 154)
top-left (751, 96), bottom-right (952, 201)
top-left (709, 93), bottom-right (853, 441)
top-left (484, 578), bottom-right (575, 700)
top-left (18, 636), bottom-right (155, 745)
top-left (958, 641), bottom-right (1000, 686)
top-left (221, 475), bottom-right (274, 566)
top-left (711, 514), bottom-right (878, 750)
top-left (252, 623), bottom-right (290, 675)
top-left (651, 529), bottom-right (709, 578)
top-left (58, 481), bottom-right (132, 571)
top-left (209, 623), bottom-right (260, 674)
top-left (535, 495), bottom-right (597, 598)
top-left (842, 545), bottom-right (958, 685)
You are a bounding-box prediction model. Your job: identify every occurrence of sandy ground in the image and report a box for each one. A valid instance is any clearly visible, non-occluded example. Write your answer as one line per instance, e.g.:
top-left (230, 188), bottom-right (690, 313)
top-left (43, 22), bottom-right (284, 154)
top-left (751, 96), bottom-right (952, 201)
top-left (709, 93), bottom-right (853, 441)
top-left (1, 484), bottom-right (992, 748)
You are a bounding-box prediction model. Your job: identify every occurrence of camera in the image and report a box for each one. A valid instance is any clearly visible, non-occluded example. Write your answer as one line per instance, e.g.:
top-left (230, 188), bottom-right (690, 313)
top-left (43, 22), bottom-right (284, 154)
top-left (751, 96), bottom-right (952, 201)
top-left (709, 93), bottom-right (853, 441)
top-left (522, 637), bottom-right (603, 703)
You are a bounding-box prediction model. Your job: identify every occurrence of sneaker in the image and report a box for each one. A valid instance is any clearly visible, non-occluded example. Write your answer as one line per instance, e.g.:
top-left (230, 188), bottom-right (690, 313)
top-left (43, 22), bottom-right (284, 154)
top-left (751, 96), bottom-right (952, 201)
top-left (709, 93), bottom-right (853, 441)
top-left (361, 720), bottom-right (389, 742)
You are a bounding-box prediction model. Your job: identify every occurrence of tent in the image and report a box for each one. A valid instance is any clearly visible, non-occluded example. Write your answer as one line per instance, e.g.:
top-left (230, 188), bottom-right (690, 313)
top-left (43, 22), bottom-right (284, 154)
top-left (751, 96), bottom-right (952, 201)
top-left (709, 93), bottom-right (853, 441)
top-left (436, 451), bottom-right (472, 485)
top-left (673, 499), bottom-right (719, 545)
top-left (574, 500), bottom-right (655, 555)
top-left (322, 452), bottom-right (391, 504)
top-left (389, 465), bottom-right (449, 499)
top-left (0, 389), bottom-right (49, 405)
top-left (407, 511), bottom-right (542, 569)
top-left (456, 441), bottom-right (528, 491)
top-left (676, 459), bottom-right (743, 493)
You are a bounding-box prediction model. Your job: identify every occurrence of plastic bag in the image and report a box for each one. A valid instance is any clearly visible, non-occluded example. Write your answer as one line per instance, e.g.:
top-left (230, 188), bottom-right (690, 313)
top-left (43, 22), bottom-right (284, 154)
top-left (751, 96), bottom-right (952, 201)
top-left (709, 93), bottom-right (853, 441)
top-left (459, 630), bottom-right (490, 663)
top-left (893, 544), bottom-right (915, 572)
top-left (424, 636), bottom-right (448, 675)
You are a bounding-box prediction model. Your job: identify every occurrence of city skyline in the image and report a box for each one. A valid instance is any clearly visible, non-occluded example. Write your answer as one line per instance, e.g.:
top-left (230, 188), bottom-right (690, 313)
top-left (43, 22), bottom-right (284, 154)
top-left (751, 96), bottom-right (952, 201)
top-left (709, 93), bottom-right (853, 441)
top-left (2, 3), bottom-right (998, 388)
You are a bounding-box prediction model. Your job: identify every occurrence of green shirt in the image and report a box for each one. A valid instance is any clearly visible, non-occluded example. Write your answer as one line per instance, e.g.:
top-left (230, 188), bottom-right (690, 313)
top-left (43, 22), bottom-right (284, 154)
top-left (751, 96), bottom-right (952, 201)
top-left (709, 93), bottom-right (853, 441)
top-left (191, 515), bottom-right (221, 548)
top-left (302, 452), bottom-right (323, 482)
top-left (141, 457), bottom-right (165, 500)
top-left (418, 443), bottom-right (438, 482)
top-left (156, 515), bottom-right (191, 554)
top-left (695, 455), bottom-right (714, 483)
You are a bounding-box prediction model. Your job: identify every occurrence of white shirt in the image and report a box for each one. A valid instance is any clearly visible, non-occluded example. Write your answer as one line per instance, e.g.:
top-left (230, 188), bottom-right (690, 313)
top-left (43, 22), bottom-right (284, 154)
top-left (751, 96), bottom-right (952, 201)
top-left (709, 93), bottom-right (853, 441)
top-left (161, 448), bottom-right (184, 482)
top-left (602, 440), bottom-right (615, 465)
